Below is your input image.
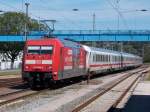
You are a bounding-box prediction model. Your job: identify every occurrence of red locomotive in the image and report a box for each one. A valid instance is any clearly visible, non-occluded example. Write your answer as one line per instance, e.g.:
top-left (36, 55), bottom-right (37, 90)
top-left (22, 38), bottom-right (86, 88)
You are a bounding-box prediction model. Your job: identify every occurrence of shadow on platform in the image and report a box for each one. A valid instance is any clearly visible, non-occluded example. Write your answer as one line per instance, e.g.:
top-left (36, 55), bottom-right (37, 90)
top-left (108, 95), bottom-right (150, 112)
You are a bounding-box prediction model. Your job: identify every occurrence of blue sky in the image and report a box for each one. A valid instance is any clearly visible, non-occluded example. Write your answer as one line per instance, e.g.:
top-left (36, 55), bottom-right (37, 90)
top-left (0, 0), bottom-right (150, 30)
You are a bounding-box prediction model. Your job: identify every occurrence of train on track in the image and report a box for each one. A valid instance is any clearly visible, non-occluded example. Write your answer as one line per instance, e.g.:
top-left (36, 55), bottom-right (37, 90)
top-left (22, 37), bottom-right (143, 88)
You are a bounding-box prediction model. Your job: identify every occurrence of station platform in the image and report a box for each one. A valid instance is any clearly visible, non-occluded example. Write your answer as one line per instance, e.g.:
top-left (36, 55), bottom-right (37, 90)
top-left (123, 81), bottom-right (150, 112)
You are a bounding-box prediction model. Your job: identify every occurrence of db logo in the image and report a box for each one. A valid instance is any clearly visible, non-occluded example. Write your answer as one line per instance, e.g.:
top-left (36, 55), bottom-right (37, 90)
top-left (36, 60), bottom-right (42, 64)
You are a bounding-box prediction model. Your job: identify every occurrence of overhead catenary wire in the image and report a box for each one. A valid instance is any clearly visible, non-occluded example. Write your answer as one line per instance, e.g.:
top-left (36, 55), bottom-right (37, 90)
top-left (106, 0), bottom-right (130, 30)
top-left (0, 0), bottom-right (55, 35)
top-left (38, 0), bottom-right (95, 30)
top-left (0, 0), bottom-right (48, 21)
top-left (0, 1), bottom-right (52, 27)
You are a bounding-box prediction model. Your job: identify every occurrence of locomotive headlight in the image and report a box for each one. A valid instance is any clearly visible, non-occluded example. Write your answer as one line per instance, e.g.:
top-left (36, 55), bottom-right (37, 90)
top-left (25, 66), bottom-right (29, 69)
top-left (54, 72), bottom-right (57, 74)
top-left (46, 66), bottom-right (51, 70)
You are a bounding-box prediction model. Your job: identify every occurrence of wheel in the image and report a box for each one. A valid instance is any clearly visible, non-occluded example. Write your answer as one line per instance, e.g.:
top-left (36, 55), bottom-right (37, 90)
top-left (41, 79), bottom-right (51, 89)
top-left (28, 77), bottom-right (36, 89)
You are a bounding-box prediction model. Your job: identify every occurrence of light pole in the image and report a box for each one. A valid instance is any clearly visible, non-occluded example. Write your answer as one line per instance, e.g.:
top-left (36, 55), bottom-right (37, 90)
top-left (116, 0), bottom-right (120, 33)
top-left (72, 9), bottom-right (96, 32)
top-left (116, 0), bottom-right (123, 52)
top-left (93, 13), bottom-right (96, 31)
top-left (115, 0), bottom-right (148, 52)
top-left (25, 3), bottom-right (30, 41)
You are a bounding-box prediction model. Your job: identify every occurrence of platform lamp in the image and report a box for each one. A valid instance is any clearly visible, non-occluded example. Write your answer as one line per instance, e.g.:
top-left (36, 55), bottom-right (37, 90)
top-left (0, 10), bottom-right (4, 13)
top-left (126, 9), bottom-right (148, 57)
top-left (119, 9), bottom-right (148, 52)
top-left (24, 3), bottom-right (30, 41)
top-left (0, 10), bottom-right (4, 35)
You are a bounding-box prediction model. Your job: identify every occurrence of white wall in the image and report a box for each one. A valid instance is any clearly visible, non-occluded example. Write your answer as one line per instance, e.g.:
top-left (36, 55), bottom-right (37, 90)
top-left (0, 52), bottom-right (22, 70)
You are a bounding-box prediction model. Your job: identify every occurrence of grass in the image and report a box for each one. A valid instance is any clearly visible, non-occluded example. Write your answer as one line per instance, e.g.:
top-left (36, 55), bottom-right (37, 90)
top-left (146, 71), bottom-right (150, 81)
top-left (0, 70), bottom-right (21, 76)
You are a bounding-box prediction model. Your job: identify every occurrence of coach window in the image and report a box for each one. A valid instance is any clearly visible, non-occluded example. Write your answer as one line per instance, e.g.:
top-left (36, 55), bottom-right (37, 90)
top-left (96, 55), bottom-right (97, 62)
top-left (106, 55), bottom-right (108, 62)
top-left (113, 56), bottom-right (115, 62)
top-left (102, 55), bottom-right (104, 62)
top-left (105, 55), bottom-right (107, 62)
top-left (104, 55), bottom-right (106, 62)
top-left (103, 55), bottom-right (104, 62)
top-left (93, 55), bottom-right (95, 62)
top-left (94, 54), bottom-right (96, 62)
top-left (116, 56), bottom-right (118, 62)
top-left (98, 55), bottom-right (100, 62)
top-left (100, 55), bottom-right (102, 62)
top-left (103, 55), bottom-right (105, 62)
top-left (93, 55), bottom-right (94, 62)
top-left (101, 55), bottom-right (103, 62)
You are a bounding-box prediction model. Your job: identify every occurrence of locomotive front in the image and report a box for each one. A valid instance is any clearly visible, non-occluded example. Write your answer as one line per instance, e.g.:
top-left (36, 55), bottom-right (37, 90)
top-left (22, 38), bottom-right (61, 88)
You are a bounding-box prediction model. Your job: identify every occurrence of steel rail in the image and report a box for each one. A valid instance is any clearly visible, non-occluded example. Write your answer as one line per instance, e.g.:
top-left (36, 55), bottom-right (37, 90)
top-left (110, 69), bottom-right (149, 111)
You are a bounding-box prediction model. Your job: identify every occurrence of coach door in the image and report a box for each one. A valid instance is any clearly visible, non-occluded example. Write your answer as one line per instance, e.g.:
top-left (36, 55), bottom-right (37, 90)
top-left (72, 48), bottom-right (79, 70)
top-left (60, 47), bottom-right (74, 79)
top-left (72, 48), bottom-right (85, 76)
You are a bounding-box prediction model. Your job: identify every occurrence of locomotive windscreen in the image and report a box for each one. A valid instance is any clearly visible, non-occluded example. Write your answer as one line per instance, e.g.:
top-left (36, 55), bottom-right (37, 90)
top-left (27, 46), bottom-right (53, 54)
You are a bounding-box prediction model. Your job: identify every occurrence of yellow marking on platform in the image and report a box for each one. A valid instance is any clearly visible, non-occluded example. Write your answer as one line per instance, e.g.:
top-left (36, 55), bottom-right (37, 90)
top-left (6, 99), bottom-right (24, 106)
top-left (0, 100), bottom-right (6, 103)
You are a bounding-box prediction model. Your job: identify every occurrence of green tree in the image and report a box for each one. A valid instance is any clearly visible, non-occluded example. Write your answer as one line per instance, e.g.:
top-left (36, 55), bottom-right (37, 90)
top-left (0, 12), bottom-right (47, 69)
top-left (0, 42), bottom-right (24, 69)
top-left (0, 12), bottom-right (47, 34)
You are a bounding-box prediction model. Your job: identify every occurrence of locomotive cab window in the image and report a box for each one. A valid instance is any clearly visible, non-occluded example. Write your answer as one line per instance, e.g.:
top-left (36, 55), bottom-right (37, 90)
top-left (27, 46), bottom-right (40, 54)
top-left (41, 46), bottom-right (53, 54)
top-left (27, 46), bottom-right (53, 54)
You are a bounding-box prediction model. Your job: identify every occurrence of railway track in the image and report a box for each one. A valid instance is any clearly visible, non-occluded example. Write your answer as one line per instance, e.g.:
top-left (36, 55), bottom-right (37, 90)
top-left (72, 67), bottom-right (149, 112)
top-left (0, 89), bottom-right (36, 106)
top-left (0, 78), bottom-right (23, 87)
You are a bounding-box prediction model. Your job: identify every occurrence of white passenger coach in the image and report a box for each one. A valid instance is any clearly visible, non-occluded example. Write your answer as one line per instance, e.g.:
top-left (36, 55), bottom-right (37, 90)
top-left (82, 45), bottom-right (142, 74)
